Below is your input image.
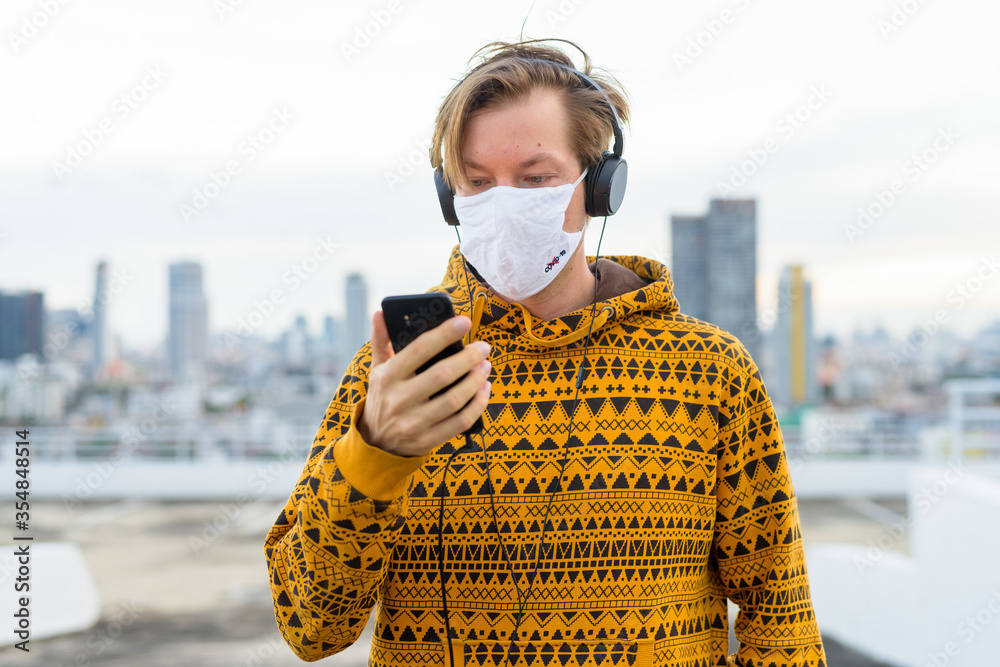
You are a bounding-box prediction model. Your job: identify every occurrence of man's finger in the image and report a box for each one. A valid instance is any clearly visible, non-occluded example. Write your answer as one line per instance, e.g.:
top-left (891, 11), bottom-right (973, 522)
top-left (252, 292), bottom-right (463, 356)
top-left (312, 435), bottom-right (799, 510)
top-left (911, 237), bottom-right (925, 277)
top-left (394, 315), bottom-right (472, 378)
top-left (370, 310), bottom-right (394, 368)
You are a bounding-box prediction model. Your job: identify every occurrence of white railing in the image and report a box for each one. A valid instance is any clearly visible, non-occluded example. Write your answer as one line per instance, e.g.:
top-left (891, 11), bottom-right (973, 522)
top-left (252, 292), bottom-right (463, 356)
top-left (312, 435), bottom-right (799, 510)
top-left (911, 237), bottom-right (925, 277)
top-left (0, 422), bottom-right (317, 464)
top-left (782, 424), bottom-right (926, 460)
top-left (946, 378), bottom-right (1000, 463)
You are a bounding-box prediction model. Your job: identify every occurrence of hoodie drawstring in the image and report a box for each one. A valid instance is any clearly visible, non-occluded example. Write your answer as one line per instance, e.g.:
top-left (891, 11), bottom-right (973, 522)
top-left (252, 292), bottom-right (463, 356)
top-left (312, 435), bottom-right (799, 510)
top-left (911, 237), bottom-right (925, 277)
top-left (465, 290), bottom-right (489, 346)
top-left (516, 303), bottom-right (613, 348)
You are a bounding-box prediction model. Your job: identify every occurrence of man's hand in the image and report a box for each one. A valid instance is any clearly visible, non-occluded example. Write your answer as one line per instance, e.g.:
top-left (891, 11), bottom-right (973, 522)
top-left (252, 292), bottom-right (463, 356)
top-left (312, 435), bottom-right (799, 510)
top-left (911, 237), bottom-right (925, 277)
top-left (357, 310), bottom-right (492, 457)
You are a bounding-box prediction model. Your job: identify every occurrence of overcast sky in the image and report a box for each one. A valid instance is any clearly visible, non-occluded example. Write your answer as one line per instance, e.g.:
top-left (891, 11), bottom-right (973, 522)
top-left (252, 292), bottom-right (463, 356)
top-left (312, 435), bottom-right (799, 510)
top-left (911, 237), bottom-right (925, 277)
top-left (1, 0), bottom-right (998, 352)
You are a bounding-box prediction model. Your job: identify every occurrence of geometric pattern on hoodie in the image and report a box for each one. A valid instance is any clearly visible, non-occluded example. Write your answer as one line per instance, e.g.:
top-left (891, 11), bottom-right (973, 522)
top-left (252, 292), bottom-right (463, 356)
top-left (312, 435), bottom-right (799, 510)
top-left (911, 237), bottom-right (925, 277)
top-left (265, 244), bottom-right (828, 667)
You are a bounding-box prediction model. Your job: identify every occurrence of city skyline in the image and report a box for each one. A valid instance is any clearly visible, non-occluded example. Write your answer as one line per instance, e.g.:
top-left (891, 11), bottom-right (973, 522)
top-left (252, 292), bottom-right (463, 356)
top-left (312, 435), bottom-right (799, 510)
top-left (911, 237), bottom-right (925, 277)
top-left (5, 248), bottom-right (1000, 363)
top-left (4, 197), bottom-right (997, 351)
top-left (3, 241), bottom-right (998, 429)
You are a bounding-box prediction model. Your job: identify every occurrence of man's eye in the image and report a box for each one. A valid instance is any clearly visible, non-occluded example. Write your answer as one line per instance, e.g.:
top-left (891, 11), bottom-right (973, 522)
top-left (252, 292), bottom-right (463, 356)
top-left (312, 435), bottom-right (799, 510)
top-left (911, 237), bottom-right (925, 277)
top-left (527, 176), bottom-right (547, 184)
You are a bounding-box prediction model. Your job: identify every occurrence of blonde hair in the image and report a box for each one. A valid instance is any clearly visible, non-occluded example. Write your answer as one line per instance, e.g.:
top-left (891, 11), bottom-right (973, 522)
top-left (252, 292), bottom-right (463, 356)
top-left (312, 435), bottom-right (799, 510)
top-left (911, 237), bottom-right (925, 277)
top-left (430, 38), bottom-right (631, 195)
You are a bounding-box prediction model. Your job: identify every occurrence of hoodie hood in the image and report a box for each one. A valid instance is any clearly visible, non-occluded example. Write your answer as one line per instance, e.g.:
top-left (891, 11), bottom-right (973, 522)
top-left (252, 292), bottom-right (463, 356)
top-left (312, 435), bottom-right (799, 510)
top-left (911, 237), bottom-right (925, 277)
top-left (427, 244), bottom-right (680, 355)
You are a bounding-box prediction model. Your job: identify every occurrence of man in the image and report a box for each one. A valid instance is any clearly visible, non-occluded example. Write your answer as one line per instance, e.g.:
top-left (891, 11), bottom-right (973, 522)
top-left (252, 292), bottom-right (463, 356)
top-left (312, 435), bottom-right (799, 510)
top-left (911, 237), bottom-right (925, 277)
top-left (266, 38), bottom-right (827, 667)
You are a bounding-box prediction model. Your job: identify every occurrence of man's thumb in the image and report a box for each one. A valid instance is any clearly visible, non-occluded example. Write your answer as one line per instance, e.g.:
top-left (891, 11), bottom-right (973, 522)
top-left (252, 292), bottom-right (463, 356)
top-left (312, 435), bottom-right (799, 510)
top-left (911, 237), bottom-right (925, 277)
top-left (370, 310), bottom-right (393, 367)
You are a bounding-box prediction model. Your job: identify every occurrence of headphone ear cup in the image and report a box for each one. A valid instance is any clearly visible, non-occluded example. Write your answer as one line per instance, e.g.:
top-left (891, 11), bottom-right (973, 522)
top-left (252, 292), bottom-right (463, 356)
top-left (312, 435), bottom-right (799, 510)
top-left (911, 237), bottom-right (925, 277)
top-left (435, 167), bottom-right (460, 226)
top-left (584, 157), bottom-right (602, 218)
top-left (586, 152), bottom-right (628, 218)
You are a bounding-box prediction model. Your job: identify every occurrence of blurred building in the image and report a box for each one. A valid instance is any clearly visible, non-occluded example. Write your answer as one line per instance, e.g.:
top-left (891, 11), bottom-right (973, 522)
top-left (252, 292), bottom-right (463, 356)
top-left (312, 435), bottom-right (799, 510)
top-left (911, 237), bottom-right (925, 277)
top-left (320, 314), bottom-right (348, 380)
top-left (669, 214), bottom-right (708, 320)
top-left (283, 315), bottom-right (310, 368)
top-left (670, 199), bottom-right (759, 360)
top-left (0, 355), bottom-right (66, 423)
top-left (0, 290), bottom-right (44, 360)
top-left (345, 273), bottom-right (368, 361)
top-left (92, 261), bottom-right (110, 376)
top-left (46, 308), bottom-right (92, 367)
top-left (322, 314), bottom-right (338, 355)
top-left (168, 262), bottom-right (208, 378)
top-left (2, 375), bottom-right (64, 422)
top-left (771, 265), bottom-right (818, 407)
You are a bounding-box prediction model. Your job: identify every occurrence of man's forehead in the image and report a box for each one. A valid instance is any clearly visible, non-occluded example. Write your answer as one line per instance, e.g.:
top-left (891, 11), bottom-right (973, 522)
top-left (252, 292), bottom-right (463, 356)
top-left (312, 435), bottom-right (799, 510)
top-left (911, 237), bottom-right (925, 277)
top-left (461, 92), bottom-right (574, 171)
top-left (464, 152), bottom-right (565, 171)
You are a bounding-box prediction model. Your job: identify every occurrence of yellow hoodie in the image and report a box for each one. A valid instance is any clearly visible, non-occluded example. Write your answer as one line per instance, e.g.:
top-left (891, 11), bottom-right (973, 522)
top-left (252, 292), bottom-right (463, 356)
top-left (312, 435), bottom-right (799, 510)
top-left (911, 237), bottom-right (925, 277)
top-left (265, 245), bottom-right (827, 667)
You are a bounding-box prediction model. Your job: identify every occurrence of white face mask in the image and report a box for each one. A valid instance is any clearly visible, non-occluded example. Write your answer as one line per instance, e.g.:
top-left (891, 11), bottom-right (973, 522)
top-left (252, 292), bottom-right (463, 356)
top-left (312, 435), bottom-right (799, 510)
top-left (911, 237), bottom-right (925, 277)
top-left (455, 167), bottom-right (588, 302)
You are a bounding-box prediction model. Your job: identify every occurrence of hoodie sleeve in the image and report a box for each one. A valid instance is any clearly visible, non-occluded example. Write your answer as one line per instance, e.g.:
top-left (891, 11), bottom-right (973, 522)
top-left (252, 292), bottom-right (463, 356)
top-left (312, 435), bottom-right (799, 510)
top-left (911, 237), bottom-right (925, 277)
top-left (264, 344), bottom-right (429, 662)
top-left (712, 343), bottom-right (827, 667)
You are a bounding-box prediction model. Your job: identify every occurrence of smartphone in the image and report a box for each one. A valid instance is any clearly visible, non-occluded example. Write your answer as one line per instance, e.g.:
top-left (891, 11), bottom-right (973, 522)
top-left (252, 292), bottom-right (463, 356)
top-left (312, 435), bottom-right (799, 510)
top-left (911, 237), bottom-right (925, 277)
top-left (381, 292), bottom-right (484, 435)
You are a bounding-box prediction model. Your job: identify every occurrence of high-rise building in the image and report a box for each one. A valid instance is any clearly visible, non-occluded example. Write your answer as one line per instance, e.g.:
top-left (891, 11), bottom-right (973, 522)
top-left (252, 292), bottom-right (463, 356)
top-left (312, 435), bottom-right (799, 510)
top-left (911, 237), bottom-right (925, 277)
top-left (322, 315), bottom-right (337, 352)
top-left (92, 261), bottom-right (109, 375)
top-left (345, 273), bottom-right (368, 360)
top-left (285, 314), bottom-right (310, 367)
top-left (0, 290), bottom-right (44, 360)
top-left (47, 308), bottom-right (90, 366)
top-left (168, 262), bottom-right (208, 377)
top-left (323, 314), bottom-right (348, 378)
top-left (670, 198), bottom-right (758, 360)
top-left (670, 215), bottom-right (708, 321)
top-left (771, 265), bottom-right (817, 407)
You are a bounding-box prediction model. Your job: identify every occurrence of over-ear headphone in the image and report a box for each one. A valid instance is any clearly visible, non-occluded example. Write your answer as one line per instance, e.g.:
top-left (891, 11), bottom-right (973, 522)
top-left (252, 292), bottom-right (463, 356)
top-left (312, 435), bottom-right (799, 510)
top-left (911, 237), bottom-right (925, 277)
top-left (433, 58), bottom-right (628, 225)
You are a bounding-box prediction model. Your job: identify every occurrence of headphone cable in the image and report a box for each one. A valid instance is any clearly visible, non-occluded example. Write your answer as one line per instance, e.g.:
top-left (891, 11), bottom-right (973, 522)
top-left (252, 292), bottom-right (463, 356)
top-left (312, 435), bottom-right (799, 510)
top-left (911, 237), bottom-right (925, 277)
top-left (440, 216), bottom-right (608, 667)
top-left (501, 215), bottom-right (606, 667)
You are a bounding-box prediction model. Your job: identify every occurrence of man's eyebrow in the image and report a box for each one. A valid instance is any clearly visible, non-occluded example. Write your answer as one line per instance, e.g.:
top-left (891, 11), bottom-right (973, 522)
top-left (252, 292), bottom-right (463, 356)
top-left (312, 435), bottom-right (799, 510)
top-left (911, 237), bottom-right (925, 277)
top-left (464, 153), bottom-right (561, 171)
